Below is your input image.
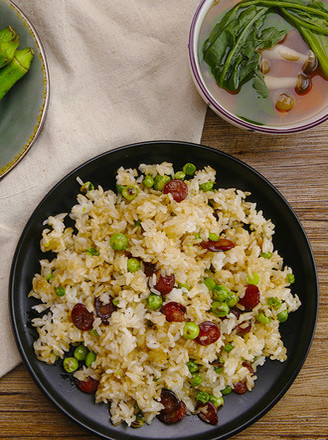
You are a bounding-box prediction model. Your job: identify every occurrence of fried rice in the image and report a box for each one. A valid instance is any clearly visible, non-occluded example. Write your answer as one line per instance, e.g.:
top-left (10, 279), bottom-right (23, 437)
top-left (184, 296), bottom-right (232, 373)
top-left (30, 161), bottom-right (301, 426)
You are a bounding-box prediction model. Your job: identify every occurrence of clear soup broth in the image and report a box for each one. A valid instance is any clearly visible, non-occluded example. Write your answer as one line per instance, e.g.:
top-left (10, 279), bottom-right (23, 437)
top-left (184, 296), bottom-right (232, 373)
top-left (199, 0), bottom-right (328, 126)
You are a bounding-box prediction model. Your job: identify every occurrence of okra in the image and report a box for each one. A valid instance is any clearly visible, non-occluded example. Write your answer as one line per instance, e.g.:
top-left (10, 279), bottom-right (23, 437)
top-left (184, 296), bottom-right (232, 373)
top-left (0, 26), bottom-right (19, 68)
top-left (0, 48), bottom-right (34, 100)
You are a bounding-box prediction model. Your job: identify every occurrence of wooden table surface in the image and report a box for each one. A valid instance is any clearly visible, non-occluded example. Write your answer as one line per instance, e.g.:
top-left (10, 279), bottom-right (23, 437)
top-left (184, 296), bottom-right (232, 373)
top-left (1, 108), bottom-right (327, 440)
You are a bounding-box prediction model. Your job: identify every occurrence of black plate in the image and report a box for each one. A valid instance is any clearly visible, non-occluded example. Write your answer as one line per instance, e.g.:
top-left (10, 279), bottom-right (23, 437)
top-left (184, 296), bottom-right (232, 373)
top-left (10, 141), bottom-right (318, 440)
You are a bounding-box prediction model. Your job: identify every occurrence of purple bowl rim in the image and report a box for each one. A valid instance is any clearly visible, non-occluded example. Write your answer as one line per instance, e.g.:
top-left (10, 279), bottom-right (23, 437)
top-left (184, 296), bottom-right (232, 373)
top-left (188, 0), bottom-right (328, 134)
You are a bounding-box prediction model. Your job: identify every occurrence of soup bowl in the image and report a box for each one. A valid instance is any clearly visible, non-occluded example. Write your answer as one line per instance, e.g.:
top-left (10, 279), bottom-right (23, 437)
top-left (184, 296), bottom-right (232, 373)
top-left (188, 0), bottom-right (328, 134)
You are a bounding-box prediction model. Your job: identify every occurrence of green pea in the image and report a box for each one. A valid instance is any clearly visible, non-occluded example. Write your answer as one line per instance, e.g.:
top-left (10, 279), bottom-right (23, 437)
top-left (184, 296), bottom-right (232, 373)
top-left (246, 273), bottom-right (260, 286)
top-left (190, 373), bottom-right (202, 387)
top-left (143, 175), bottom-right (154, 188)
top-left (55, 286), bottom-right (65, 297)
top-left (147, 293), bottom-right (163, 310)
top-left (209, 394), bottom-right (224, 408)
top-left (127, 258), bottom-right (141, 273)
top-left (110, 233), bottom-right (129, 250)
top-left (186, 359), bottom-right (199, 373)
top-left (277, 309), bottom-right (289, 323)
top-left (183, 163), bottom-right (196, 176)
top-left (211, 301), bottom-right (230, 317)
top-left (226, 292), bottom-right (239, 307)
top-left (221, 386), bottom-right (232, 395)
top-left (74, 345), bottom-right (88, 361)
top-left (213, 285), bottom-right (229, 301)
top-left (214, 366), bottom-right (223, 374)
top-left (86, 247), bottom-right (99, 256)
top-left (178, 283), bottom-right (190, 290)
top-left (260, 252), bottom-right (273, 259)
top-left (267, 297), bottom-right (282, 308)
top-left (122, 186), bottom-right (139, 201)
top-left (174, 171), bottom-right (186, 180)
top-left (45, 273), bottom-right (53, 281)
top-left (199, 181), bottom-right (214, 191)
top-left (196, 391), bottom-right (209, 404)
top-left (203, 277), bottom-right (216, 291)
top-left (116, 184), bottom-right (124, 193)
top-left (287, 273), bottom-right (295, 284)
top-left (112, 298), bottom-right (119, 307)
top-left (183, 322), bottom-right (200, 340)
top-left (80, 181), bottom-right (94, 193)
top-left (85, 351), bottom-right (96, 367)
top-left (63, 357), bottom-right (79, 373)
top-left (223, 343), bottom-right (233, 353)
top-left (154, 175), bottom-right (171, 191)
top-left (256, 312), bottom-right (271, 324)
top-left (208, 232), bottom-right (219, 242)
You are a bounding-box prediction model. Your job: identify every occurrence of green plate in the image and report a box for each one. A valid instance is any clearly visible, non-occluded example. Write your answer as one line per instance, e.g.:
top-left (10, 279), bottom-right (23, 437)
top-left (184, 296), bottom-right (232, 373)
top-left (0, 0), bottom-right (49, 179)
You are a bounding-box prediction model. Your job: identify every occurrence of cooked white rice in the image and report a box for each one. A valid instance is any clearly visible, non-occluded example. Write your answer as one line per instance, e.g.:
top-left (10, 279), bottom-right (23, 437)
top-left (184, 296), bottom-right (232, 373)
top-left (30, 162), bottom-right (301, 427)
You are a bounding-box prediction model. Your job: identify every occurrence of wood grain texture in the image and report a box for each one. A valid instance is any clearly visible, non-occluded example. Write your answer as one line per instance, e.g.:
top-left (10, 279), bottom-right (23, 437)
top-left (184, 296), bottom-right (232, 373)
top-left (1, 108), bottom-right (327, 440)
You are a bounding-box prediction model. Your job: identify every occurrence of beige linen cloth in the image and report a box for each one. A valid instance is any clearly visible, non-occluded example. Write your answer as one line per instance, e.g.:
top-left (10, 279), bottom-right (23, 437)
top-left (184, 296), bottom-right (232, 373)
top-left (0, 0), bottom-right (206, 378)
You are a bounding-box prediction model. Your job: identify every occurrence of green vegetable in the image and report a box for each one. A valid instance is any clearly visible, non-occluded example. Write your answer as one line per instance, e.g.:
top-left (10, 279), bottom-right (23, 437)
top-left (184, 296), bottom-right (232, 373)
top-left (183, 163), bottom-right (196, 176)
top-left (122, 186), bottom-right (138, 201)
top-left (211, 301), bottom-right (230, 317)
top-left (260, 252), bottom-right (273, 259)
top-left (112, 298), bottom-right (120, 307)
top-left (174, 171), bottom-right (186, 180)
top-left (143, 175), bottom-right (154, 188)
top-left (110, 233), bottom-right (129, 250)
top-left (81, 181), bottom-right (94, 193)
top-left (199, 181), bottom-right (214, 191)
top-left (209, 394), bottom-right (224, 408)
top-left (196, 391), bottom-right (210, 404)
top-left (74, 345), bottom-right (88, 361)
top-left (154, 175), bottom-right (171, 191)
top-left (221, 385), bottom-right (232, 395)
top-left (287, 273), bottom-right (295, 284)
top-left (223, 343), bottom-right (234, 353)
top-left (194, 233), bottom-right (201, 240)
top-left (267, 297), bottom-right (282, 308)
top-left (213, 284), bottom-right (229, 301)
top-left (183, 322), bottom-right (200, 340)
top-left (256, 312), bottom-right (271, 324)
top-left (246, 272), bottom-right (260, 285)
top-left (127, 258), bottom-right (141, 272)
top-left (116, 184), bottom-right (124, 193)
top-left (204, 0), bottom-right (328, 93)
top-left (147, 293), bottom-right (163, 310)
top-left (214, 366), bottom-right (223, 374)
top-left (63, 357), bottom-right (79, 373)
top-left (277, 309), bottom-right (289, 322)
top-left (0, 26), bottom-right (19, 68)
top-left (187, 359), bottom-right (199, 373)
top-left (190, 373), bottom-right (203, 386)
top-left (203, 277), bottom-right (216, 291)
top-left (226, 292), bottom-right (239, 307)
top-left (209, 232), bottom-right (219, 242)
top-left (131, 412), bottom-right (144, 428)
top-left (55, 286), bottom-right (65, 297)
top-left (85, 351), bottom-right (96, 367)
top-left (45, 273), bottom-right (53, 281)
top-left (0, 48), bottom-right (34, 100)
top-left (86, 247), bottom-right (99, 256)
top-left (178, 283), bottom-right (190, 290)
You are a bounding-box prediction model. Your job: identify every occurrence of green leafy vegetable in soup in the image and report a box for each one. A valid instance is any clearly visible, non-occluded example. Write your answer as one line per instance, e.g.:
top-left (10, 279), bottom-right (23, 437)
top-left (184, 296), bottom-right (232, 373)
top-left (202, 0), bottom-right (328, 123)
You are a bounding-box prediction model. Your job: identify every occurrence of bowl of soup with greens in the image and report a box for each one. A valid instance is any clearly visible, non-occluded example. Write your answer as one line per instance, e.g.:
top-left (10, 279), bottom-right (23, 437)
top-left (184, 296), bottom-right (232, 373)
top-left (189, 0), bottom-right (328, 133)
